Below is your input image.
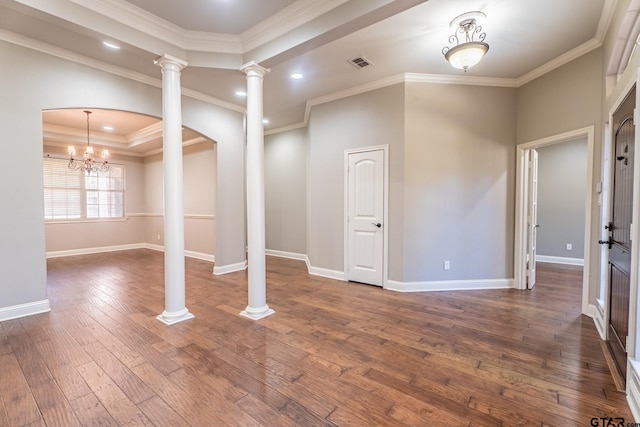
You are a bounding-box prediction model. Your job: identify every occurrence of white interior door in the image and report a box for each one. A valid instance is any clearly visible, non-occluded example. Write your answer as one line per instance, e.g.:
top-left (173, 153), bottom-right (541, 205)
top-left (526, 148), bottom-right (539, 289)
top-left (347, 149), bottom-right (384, 286)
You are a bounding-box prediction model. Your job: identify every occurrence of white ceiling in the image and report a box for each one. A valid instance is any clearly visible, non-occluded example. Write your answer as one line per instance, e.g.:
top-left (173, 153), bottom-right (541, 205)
top-left (0, 0), bottom-right (612, 155)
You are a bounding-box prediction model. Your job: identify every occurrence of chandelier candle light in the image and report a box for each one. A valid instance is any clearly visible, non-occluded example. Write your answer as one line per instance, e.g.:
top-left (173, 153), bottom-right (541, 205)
top-left (442, 11), bottom-right (489, 71)
top-left (68, 110), bottom-right (109, 174)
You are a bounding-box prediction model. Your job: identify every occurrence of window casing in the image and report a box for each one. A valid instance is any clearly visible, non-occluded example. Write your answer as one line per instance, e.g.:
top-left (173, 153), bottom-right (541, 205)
top-left (43, 157), bottom-right (125, 220)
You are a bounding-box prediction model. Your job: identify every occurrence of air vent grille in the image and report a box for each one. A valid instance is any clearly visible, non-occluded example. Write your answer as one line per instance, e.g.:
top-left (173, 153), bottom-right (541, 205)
top-left (348, 56), bottom-right (373, 69)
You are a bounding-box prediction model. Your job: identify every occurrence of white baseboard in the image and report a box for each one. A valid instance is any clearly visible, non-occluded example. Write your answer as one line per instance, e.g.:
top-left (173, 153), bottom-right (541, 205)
top-left (143, 243), bottom-right (164, 252)
top-left (627, 360), bottom-right (640, 422)
top-left (589, 302), bottom-right (606, 340)
top-left (46, 243), bottom-right (143, 258)
top-left (265, 249), bottom-right (346, 281)
top-left (265, 249), bottom-right (307, 261)
top-left (264, 250), bottom-right (513, 290)
top-left (0, 299), bottom-right (50, 322)
top-left (213, 260), bottom-right (247, 275)
top-left (536, 255), bottom-right (584, 266)
top-left (307, 265), bottom-right (346, 281)
top-left (184, 250), bottom-right (215, 263)
top-left (385, 278), bottom-right (514, 292)
top-left (140, 244), bottom-right (216, 262)
top-left (47, 243), bottom-right (215, 263)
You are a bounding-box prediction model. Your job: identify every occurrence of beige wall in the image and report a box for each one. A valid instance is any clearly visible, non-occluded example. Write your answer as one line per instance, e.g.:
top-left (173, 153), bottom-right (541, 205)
top-left (516, 47), bottom-right (603, 303)
top-left (43, 145), bottom-right (146, 252)
top-left (536, 137), bottom-right (588, 258)
top-left (285, 80), bottom-right (517, 283)
top-left (307, 83), bottom-right (405, 275)
top-left (0, 36), bottom-right (246, 311)
top-left (264, 128), bottom-right (308, 255)
top-left (404, 82), bottom-right (517, 282)
top-left (517, 49), bottom-right (603, 144)
top-left (45, 141), bottom-right (217, 257)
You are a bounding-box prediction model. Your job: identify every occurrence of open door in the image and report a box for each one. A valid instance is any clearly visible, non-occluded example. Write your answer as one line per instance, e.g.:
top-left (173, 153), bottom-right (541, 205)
top-left (526, 148), bottom-right (540, 289)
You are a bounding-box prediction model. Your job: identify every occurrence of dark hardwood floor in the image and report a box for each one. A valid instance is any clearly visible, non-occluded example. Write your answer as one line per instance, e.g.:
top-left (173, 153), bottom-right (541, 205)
top-left (0, 250), bottom-right (633, 426)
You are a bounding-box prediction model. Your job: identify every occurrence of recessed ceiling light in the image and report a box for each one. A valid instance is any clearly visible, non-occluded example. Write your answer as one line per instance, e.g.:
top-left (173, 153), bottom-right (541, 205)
top-left (103, 41), bottom-right (120, 50)
top-left (262, 119), bottom-right (269, 124)
top-left (291, 73), bottom-right (303, 79)
top-left (103, 125), bottom-right (114, 131)
top-left (235, 90), bottom-right (247, 96)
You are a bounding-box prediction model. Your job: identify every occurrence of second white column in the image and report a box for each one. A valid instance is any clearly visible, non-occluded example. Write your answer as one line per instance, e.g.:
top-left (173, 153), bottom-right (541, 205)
top-left (240, 61), bottom-right (274, 321)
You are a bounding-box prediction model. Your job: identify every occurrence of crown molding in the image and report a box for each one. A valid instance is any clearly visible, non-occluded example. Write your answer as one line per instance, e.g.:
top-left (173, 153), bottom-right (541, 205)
top-left (43, 123), bottom-right (127, 146)
top-left (72, 0), bottom-right (349, 55)
top-left (45, 132), bottom-right (210, 158)
top-left (516, 37), bottom-right (602, 86)
top-left (0, 29), bottom-right (245, 115)
top-left (70, 0), bottom-right (343, 55)
top-left (69, 0), bottom-right (187, 48)
top-left (596, 0), bottom-right (618, 42)
top-left (184, 31), bottom-right (242, 54)
top-left (44, 141), bottom-right (146, 157)
top-left (266, 73), bottom-right (405, 135)
top-left (266, 72), bottom-right (519, 135)
top-left (181, 87), bottom-right (246, 113)
top-left (69, 0), bottom-right (243, 54)
top-left (312, 73), bottom-right (406, 107)
top-left (404, 73), bottom-right (519, 88)
top-left (0, 28), bottom-right (160, 87)
top-left (240, 0), bottom-right (350, 52)
top-left (142, 135), bottom-right (209, 157)
top-left (126, 122), bottom-right (163, 148)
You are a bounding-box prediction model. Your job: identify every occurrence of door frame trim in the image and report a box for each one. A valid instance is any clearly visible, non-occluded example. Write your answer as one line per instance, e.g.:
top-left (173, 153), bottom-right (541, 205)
top-left (626, 77), bottom-right (640, 363)
top-left (604, 79), bottom-right (639, 367)
top-left (514, 126), bottom-right (595, 316)
top-left (344, 145), bottom-right (389, 286)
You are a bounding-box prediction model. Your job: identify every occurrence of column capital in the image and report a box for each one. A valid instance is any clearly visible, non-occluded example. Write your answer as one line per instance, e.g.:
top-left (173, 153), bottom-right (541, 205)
top-left (154, 54), bottom-right (188, 71)
top-left (240, 61), bottom-right (270, 78)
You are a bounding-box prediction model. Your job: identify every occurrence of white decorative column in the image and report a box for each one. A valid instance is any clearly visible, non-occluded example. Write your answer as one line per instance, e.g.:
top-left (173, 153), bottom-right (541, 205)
top-left (155, 54), bottom-right (194, 325)
top-left (240, 61), bottom-right (274, 320)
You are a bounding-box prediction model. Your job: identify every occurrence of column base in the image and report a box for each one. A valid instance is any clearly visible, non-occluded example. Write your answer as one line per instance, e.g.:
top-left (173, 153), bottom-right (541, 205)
top-left (240, 305), bottom-right (275, 321)
top-left (156, 307), bottom-right (195, 325)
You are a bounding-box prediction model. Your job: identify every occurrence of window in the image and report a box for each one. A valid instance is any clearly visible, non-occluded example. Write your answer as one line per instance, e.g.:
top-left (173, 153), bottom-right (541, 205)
top-left (43, 157), bottom-right (125, 220)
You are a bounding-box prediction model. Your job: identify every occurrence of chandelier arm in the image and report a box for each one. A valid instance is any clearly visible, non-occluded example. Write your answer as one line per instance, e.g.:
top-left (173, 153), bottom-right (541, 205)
top-left (68, 110), bottom-right (110, 175)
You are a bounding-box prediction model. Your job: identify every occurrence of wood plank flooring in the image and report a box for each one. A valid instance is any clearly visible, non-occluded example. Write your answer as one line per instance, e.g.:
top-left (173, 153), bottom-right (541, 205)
top-left (0, 250), bottom-right (633, 426)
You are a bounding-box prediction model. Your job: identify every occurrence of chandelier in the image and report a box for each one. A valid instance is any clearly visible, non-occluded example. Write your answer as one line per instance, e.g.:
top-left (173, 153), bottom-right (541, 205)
top-left (442, 12), bottom-right (489, 71)
top-left (68, 110), bottom-right (109, 174)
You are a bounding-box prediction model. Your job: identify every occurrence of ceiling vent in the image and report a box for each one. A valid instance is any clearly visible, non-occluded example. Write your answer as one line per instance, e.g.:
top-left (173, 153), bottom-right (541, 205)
top-left (348, 56), bottom-right (373, 69)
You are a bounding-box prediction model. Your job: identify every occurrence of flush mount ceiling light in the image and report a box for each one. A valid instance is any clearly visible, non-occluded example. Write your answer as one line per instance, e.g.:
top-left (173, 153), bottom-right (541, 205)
top-left (442, 11), bottom-right (489, 71)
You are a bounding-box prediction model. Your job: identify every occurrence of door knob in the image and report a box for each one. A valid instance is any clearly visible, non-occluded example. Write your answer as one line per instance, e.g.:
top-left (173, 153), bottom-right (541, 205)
top-left (371, 222), bottom-right (382, 228)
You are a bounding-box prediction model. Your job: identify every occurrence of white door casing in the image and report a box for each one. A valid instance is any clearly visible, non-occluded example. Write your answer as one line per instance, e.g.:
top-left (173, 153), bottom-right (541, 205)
top-left (345, 147), bottom-right (387, 286)
top-left (513, 127), bottom-right (594, 316)
top-left (526, 148), bottom-right (539, 289)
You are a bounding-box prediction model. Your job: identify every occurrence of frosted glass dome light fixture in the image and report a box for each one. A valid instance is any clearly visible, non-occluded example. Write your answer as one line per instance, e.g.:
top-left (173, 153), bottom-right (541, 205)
top-left (442, 11), bottom-right (489, 71)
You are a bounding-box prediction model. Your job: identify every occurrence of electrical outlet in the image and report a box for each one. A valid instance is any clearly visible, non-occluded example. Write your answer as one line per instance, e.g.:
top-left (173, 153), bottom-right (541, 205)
top-left (444, 260), bottom-right (450, 270)
top-left (566, 243), bottom-right (572, 251)
top-left (157, 234), bottom-right (161, 240)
